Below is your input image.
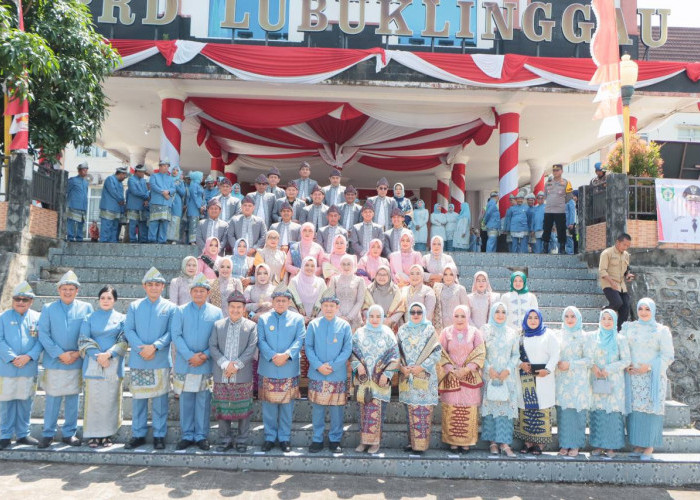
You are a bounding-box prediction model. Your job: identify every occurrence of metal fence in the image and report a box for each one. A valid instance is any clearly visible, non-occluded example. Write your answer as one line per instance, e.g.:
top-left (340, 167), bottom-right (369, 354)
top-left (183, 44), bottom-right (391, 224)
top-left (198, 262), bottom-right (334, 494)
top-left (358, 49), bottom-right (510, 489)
top-left (628, 177), bottom-right (657, 220)
top-left (32, 165), bottom-right (61, 209)
top-left (586, 185), bottom-right (607, 224)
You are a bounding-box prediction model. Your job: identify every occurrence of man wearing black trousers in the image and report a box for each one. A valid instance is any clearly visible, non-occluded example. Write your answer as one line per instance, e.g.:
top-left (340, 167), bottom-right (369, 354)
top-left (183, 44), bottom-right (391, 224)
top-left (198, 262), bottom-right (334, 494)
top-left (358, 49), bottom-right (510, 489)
top-left (598, 233), bottom-right (635, 331)
top-left (542, 164), bottom-right (572, 254)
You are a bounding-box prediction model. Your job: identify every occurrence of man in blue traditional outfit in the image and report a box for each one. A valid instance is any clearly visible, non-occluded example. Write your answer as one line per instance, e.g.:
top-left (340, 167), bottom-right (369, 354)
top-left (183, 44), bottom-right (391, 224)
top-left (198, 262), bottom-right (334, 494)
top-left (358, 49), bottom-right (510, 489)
top-left (257, 288), bottom-right (305, 452)
top-left (126, 164), bottom-right (150, 243)
top-left (482, 191), bottom-right (501, 253)
top-left (66, 162), bottom-right (89, 242)
top-left (171, 274), bottom-right (223, 451)
top-left (503, 191), bottom-right (530, 253)
top-left (148, 159), bottom-right (176, 244)
top-left (305, 294), bottom-right (352, 453)
top-left (0, 282), bottom-right (42, 449)
top-left (99, 166), bottom-right (128, 242)
top-left (530, 192), bottom-right (546, 254)
top-left (186, 171), bottom-right (206, 245)
top-left (37, 271), bottom-right (93, 448)
top-left (203, 176), bottom-right (219, 204)
top-left (124, 267), bottom-right (177, 449)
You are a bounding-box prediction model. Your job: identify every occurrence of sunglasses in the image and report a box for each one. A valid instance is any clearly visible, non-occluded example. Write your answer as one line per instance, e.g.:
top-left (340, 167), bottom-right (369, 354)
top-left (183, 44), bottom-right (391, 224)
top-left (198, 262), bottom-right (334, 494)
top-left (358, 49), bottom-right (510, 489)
top-left (378, 186), bottom-right (388, 190)
top-left (410, 310), bottom-right (423, 316)
top-left (13, 298), bottom-right (31, 303)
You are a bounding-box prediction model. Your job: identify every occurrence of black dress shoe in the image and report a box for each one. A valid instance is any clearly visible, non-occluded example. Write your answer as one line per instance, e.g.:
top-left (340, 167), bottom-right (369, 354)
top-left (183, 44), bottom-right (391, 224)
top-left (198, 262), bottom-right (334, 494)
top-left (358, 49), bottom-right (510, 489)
top-left (308, 441), bottom-right (324, 453)
top-left (62, 436), bottom-right (81, 447)
top-left (124, 437), bottom-right (146, 450)
top-left (217, 442), bottom-right (234, 452)
top-left (176, 439), bottom-right (194, 450)
top-left (153, 437), bottom-right (166, 450)
top-left (37, 437), bottom-right (53, 449)
top-left (261, 440), bottom-right (275, 452)
top-left (279, 441), bottom-right (291, 452)
top-left (328, 442), bottom-right (342, 454)
top-left (0, 439), bottom-right (10, 450)
top-left (196, 439), bottom-right (210, 451)
top-left (16, 436), bottom-right (39, 446)
top-left (403, 445), bottom-right (413, 453)
top-left (235, 444), bottom-right (248, 453)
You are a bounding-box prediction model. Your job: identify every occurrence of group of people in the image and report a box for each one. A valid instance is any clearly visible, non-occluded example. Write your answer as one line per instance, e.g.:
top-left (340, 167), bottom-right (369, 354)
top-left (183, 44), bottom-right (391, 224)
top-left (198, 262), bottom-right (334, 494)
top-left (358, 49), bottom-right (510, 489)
top-left (0, 232), bottom-right (673, 459)
top-left (66, 159), bottom-right (578, 256)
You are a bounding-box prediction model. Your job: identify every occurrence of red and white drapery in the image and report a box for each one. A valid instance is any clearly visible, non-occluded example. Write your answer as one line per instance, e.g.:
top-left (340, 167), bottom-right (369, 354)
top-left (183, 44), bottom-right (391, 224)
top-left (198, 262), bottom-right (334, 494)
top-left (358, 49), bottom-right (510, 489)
top-left (108, 39), bottom-right (700, 89)
top-left (188, 98), bottom-right (495, 172)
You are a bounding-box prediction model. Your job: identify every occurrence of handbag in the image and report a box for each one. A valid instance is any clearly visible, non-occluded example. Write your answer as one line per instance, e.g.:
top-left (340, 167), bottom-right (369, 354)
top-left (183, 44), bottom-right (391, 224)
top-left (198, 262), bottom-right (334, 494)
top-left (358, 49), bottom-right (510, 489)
top-left (592, 377), bottom-right (612, 394)
top-left (486, 379), bottom-right (509, 402)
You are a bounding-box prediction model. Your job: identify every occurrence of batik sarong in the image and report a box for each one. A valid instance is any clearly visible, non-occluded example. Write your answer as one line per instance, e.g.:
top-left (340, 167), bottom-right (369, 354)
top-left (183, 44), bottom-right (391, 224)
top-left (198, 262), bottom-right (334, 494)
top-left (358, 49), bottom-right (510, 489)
top-left (42, 369), bottom-right (81, 397)
top-left (359, 400), bottom-right (383, 445)
top-left (167, 215), bottom-right (181, 241)
top-left (130, 367), bottom-right (170, 399)
top-left (441, 404), bottom-right (479, 447)
top-left (308, 380), bottom-right (347, 406)
top-left (66, 207), bottom-right (86, 223)
top-left (259, 376), bottom-right (300, 404)
top-left (83, 367), bottom-right (123, 438)
top-left (149, 203), bottom-right (171, 222)
top-left (0, 376), bottom-right (36, 402)
top-left (407, 404), bottom-right (433, 451)
top-left (172, 373), bottom-right (213, 396)
top-left (212, 381), bottom-right (254, 421)
top-left (514, 408), bottom-right (553, 445)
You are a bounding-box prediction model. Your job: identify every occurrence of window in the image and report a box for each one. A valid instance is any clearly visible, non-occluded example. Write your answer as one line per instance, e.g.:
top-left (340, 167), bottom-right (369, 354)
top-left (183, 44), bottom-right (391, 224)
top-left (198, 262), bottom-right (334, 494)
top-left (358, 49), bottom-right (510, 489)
top-left (678, 127), bottom-right (698, 142)
top-left (76, 145), bottom-right (108, 158)
top-left (565, 159), bottom-right (590, 175)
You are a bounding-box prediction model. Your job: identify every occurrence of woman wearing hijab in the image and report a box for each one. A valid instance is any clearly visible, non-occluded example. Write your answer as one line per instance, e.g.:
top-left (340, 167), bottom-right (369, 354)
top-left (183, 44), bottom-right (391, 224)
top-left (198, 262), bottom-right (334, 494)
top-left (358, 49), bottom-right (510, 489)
top-left (393, 182), bottom-right (413, 227)
top-left (422, 235), bottom-right (456, 285)
top-left (328, 255), bottom-right (367, 330)
top-left (467, 271), bottom-right (501, 329)
top-left (623, 298), bottom-right (674, 460)
top-left (169, 256), bottom-right (198, 306)
top-left (388, 230), bottom-right (422, 286)
top-left (501, 271), bottom-right (538, 331)
top-left (198, 236), bottom-right (223, 279)
top-left (437, 305), bottom-right (485, 453)
top-left (321, 234), bottom-right (352, 281)
top-left (358, 238), bottom-right (389, 285)
top-left (452, 203), bottom-right (471, 250)
top-left (412, 200), bottom-right (429, 252)
top-left (481, 302), bottom-right (519, 457)
top-left (429, 204), bottom-right (447, 242)
top-left (397, 302), bottom-right (442, 454)
top-left (284, 222), bottom-right (325, 278)
top-left (289, 256), bottom-right (327, 324)
top-left (231, 238), bottom-right (254, 287)
top-left (209, 257), bottom-right (244, 315)
top-left (254, 230), bottom-right (286, 285)
top-left (444, 204), bottom-right (458, 251)
top-left (401, 264), bottom-right (437, 324)
top-left (352, 305), bottom-right (400, 454)
top-left (432, 264), bottom-right (469, 333)
top-left (231, 182), bottom-right (244, 201)
top-left (367, 265), bottom-right (404, 331)
top-left (78, 286), bottom-right (127, 448)
top-left (589, 309), bottom-right (630, 459)
top-left (515, 309), bottom-right (560, 455)
top-left (243, 264), bottom-right (276, 322)
top-left (555, 306), bottom-right (591, 458)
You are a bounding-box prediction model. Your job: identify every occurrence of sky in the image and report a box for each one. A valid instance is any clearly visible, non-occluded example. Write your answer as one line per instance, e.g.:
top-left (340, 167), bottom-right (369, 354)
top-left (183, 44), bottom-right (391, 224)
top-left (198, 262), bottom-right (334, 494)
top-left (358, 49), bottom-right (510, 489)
top-left (637, 0), bottom-right (700, 27)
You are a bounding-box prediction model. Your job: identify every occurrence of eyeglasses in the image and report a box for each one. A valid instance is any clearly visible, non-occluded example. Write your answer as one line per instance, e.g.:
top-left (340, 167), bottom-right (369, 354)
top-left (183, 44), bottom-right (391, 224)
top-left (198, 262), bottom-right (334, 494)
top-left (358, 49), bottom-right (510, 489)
top-left (378, 186), bottom-right (388, 190)
top-left (13, 298), bottom-right (31, 303)
top-left (410, 310), bottom-right (423, 316)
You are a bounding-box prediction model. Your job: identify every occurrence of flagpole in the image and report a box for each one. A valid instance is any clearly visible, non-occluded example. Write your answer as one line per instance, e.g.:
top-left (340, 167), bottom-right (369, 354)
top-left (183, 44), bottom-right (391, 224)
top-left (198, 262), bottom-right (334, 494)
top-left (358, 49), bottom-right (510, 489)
top-left (3, 93), bottom-right (10, 194)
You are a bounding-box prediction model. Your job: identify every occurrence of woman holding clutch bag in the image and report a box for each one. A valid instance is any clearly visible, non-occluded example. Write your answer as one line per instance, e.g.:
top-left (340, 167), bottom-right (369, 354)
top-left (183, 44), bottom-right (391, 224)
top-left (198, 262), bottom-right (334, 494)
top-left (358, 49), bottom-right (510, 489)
top-left (397, 302), bottom-right (442, 455)
top-left (624, 298), bottom-right (674, 460)
top-left (515, 309), bottom-right (560, 455)
top-left (351, 305), bottom-right (399, 454)
top-left (78, 286), bottom-right (127, 448)
top-left (554, 306), bottom-right (591, 458)
top-left (480, 302), bottom-right (519, 457)
top-left (437, 305), bottom-right (485, 453)
top-left (589, 309), bottom-right (630, 459)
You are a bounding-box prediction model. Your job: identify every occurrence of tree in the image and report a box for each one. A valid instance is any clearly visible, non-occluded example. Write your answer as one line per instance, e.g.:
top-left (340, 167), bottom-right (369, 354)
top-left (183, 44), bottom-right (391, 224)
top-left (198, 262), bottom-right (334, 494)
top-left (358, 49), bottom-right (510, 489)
top-left (605, 133), bottom-right (664, 178)
top-left (1, 0), bottom-right (120, 160)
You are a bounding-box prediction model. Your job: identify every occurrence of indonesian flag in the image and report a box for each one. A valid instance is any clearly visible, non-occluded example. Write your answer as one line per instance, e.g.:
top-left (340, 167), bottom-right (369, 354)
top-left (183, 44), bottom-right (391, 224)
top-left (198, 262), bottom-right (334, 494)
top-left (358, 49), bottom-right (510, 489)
top-left (590, 0), bottom-right (622, 138)
top-left (4, 0), bottom-right (29, 152)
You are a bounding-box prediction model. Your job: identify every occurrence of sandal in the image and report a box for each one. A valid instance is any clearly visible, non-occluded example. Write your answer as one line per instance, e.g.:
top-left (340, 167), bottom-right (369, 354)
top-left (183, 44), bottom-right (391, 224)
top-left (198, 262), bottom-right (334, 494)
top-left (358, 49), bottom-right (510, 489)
top-left (367, 444), bottom-right (380, 454)
top-left (531, 446), bottom-right (542, 456)
top-left (102, 438), bottom-right (113, 448)
top-left (459, 447), bottom-right (470, 454)
top-left (88, 439), bottom-right (100, 448)
top-left (519, 446), bottom-right (531, 454)
top-left (500, 445), bottom-right (516, 458)
top-left (558, 448), bottom-right (569, 456)
top-left (489, 444), bottom-right (499, 455)
top-left (568, 448), bottom-right (579, 458)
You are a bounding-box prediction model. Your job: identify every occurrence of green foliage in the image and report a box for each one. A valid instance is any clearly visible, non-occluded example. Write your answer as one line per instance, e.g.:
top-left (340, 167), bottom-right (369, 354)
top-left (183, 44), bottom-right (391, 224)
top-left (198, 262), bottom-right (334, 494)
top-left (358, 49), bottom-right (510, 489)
top-left (1, 0), bottom-right (120, 159)
top-left (605, 133), bottom-right (664, 178)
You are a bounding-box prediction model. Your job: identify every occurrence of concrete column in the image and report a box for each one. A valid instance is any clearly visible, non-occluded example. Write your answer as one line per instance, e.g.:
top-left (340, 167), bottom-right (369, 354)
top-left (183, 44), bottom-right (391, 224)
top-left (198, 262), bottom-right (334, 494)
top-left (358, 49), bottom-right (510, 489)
top-left (436, 164), bottom-right (452, 212)
top-left (497, 105), bottom-right (522, 217)
top-left (528, 160), bottom-right (546, 196)
top-left (605, 173), bottom-right (629, 247)
top-left (158, 90), bottom-right (186, 168)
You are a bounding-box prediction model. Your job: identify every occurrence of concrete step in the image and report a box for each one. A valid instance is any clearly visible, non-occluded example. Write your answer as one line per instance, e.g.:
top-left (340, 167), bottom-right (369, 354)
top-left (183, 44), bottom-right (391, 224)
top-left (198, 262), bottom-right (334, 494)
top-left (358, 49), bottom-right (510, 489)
top-left (31, 392), bottom-right (691, 429)
top-left (21, 418), bottom-right (700, 454)
top-left (55, 242), bottom-right (197, 258)
top-left (455, 266), bottom-right (596, 280)
top-left (39, 267), bottom-right (185, 285)
top-left (48, 254), bottom-right (189, 270)
top-left (451, 253), bottom-right (589, 268)
top-left (1, 446), bottom-right (698, 486)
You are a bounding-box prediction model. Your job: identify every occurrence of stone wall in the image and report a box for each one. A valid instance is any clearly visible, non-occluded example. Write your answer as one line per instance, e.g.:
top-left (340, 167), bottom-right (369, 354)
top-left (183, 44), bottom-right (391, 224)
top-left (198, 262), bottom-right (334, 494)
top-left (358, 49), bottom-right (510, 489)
top-left (629, 266), bottom-right (700, 422)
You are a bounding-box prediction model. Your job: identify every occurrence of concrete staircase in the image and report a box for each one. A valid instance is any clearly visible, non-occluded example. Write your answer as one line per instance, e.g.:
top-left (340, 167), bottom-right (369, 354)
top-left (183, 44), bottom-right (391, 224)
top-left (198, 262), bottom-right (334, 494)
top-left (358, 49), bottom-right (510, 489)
top-left (7, 242), bottom-right (696, 486)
